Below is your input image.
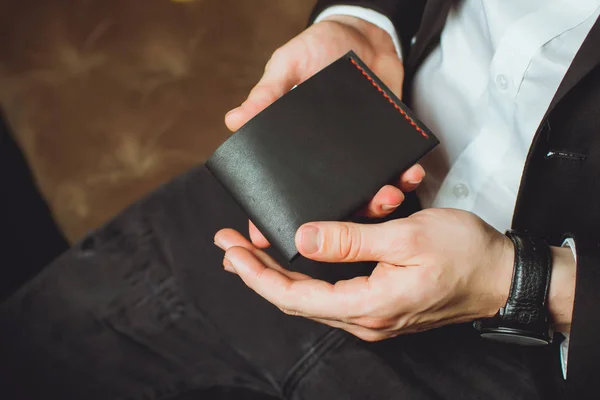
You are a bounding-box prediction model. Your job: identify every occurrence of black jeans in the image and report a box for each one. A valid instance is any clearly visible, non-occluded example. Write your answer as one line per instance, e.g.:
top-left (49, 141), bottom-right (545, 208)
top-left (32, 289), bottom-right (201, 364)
top-left (0, 114), bottom-right (69, 302)
top-left (1, 166), bottom-right (557, 400)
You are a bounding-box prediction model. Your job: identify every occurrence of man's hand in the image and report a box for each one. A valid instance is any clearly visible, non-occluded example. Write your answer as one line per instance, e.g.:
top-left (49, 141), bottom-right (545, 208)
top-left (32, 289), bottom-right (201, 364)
top-left (224, 16), bottom-right (424, 248)
top-left (214, 209), bottom-right (519, 341)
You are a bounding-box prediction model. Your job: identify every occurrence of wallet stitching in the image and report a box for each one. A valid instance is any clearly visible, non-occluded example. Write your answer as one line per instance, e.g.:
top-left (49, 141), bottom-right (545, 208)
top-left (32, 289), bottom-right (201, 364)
top-left (350, 58), bottom-right (429, 139)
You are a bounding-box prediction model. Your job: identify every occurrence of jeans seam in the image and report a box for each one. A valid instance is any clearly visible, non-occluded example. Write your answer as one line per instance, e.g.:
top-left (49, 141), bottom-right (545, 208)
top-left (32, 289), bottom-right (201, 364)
top-left (281, 329), bottom-right (350, 398)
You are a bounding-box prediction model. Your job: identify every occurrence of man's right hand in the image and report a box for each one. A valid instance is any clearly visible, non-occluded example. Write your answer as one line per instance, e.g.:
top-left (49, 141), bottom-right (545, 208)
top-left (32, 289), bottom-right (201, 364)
top-left (225, 15), bottom-right (423, 248)
top-left (225, 15), bottom-right (406, 132)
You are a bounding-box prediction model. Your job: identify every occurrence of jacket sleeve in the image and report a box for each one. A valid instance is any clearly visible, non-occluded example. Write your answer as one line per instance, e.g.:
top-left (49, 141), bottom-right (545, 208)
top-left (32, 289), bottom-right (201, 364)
top-left (566, 234), bottom-right (600, 398)
top-left (309, 0), bottom-right (427, 56)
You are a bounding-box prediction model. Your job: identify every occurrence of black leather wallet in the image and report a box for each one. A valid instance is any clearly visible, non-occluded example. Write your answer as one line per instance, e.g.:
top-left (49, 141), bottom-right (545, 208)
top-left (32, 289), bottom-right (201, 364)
top-left (207, 51), bottom-right (438, 263)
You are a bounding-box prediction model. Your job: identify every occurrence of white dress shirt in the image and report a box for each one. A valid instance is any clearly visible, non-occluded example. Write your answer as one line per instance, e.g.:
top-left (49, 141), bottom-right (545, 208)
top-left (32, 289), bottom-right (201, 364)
top-left (317, 0), bottom-right (600, 380)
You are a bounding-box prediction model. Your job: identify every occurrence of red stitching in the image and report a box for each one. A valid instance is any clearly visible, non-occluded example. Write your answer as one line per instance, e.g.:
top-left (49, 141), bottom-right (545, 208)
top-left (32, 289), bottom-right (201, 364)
top-left (350, 58), bottom-right (429, 139)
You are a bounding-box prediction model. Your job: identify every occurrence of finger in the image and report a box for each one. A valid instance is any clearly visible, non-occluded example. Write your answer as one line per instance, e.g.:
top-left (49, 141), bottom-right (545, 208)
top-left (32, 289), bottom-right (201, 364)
top-left (248, 221), bottom-right (270, 249)
top-left (370, 53), bottom-right (405, 99)
top-left (295, 220), bottom-right (405, 263)
top-left (356, 164), bottom-right (426, 218)
top-left (396, 164), bottom-right (425, 192)
top-left (225, 246), bottom-right (372, 319)
top-left (225, 51), bottom-right (301, 132)
top-left (223, 256), bottom-right (237, 274)
top-left (359, 185), bottom-right (405, 218)
top-left (215, 228), bottom-right (310, 280)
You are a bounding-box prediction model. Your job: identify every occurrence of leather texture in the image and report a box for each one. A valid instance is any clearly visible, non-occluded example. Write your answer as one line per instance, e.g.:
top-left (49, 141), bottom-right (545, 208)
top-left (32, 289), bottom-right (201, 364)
top-left (475, 232), bottom-right (552, 342)
top-left (207, 51), bottom-right (438, 263)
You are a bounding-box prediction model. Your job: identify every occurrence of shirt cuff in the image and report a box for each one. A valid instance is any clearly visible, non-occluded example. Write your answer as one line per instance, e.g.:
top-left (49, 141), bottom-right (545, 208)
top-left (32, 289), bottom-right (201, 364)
top-left (559, 237), bottom-right (577, 379)
top-left (313, 5), bottom-right (404, 61)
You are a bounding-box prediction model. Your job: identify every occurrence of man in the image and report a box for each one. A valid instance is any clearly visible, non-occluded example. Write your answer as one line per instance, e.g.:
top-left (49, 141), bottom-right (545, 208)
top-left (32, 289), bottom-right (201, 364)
top-left (1, 1), bottom-right (598, 399)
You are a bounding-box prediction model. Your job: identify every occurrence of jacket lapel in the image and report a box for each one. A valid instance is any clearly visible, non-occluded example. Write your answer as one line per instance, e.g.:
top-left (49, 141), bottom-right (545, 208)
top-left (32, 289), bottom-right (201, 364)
top-left (544, 15), bottom-right (600, 118)
top-left (406, 0), bottom-right (453, 75)
top-left (512, 16), bottom-right (599, 229)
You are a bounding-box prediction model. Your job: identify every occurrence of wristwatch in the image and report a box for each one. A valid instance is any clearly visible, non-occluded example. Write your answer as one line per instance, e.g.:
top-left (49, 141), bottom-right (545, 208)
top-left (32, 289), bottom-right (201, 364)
top-left (473, 230), bottom-right (553, 346)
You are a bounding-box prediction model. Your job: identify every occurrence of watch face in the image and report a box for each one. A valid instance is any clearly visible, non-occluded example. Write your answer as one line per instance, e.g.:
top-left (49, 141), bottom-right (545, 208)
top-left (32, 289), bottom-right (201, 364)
top-left (480, 332), bottom-right (549, 346)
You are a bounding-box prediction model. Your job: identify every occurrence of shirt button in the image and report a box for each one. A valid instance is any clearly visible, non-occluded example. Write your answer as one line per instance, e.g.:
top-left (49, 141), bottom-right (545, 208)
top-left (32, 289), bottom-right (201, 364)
top-left (496, 74), bottom-right (509, 90)
top-left (452, 183), bottom-right (470, 199)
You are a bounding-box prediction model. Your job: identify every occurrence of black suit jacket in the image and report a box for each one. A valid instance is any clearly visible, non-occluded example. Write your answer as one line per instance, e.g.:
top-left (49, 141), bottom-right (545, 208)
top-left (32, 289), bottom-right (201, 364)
top-left (312, 1), bottom-right (600, 398)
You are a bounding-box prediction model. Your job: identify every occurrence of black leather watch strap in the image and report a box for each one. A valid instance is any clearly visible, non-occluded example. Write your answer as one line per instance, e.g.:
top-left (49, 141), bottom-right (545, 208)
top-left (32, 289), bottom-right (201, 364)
top-left (474, 231), bottom-right (553, 345)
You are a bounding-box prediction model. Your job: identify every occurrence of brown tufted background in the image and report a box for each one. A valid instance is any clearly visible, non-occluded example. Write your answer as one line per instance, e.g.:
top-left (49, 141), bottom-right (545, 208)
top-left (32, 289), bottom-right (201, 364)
top-left (0, 0), bottom-right (315, 242)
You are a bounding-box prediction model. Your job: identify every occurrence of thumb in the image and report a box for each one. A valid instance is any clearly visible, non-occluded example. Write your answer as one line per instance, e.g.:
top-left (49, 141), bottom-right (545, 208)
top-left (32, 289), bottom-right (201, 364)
top-left (225, 51), bottom-right (302, 132)
top-left (295, 221), bottom-right (400, 263)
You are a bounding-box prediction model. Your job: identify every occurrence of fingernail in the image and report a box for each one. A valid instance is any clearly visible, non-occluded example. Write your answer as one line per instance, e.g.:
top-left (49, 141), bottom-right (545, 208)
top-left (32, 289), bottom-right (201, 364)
top-left (381, 203), bottom-right (401, 211)
top-left (300, 225), bottom-right (321, 254)
top-left (225, 106), bottom-right (240, 117)
top-left (214, 239), bottom-right (225, 250)
top-left (408, 180), bottom-right (422, 185)
top-left (223, 257), bottom-right (236, 273)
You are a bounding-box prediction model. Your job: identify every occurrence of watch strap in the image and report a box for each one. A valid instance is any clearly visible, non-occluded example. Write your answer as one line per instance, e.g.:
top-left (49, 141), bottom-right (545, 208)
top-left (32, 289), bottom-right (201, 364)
top-left (474, 231), bottom-right (553, 344)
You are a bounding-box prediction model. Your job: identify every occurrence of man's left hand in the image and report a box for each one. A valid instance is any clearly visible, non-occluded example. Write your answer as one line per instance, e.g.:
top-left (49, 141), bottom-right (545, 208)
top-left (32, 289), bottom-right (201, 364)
top-left (214, 209), bottom-right (515, 341)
